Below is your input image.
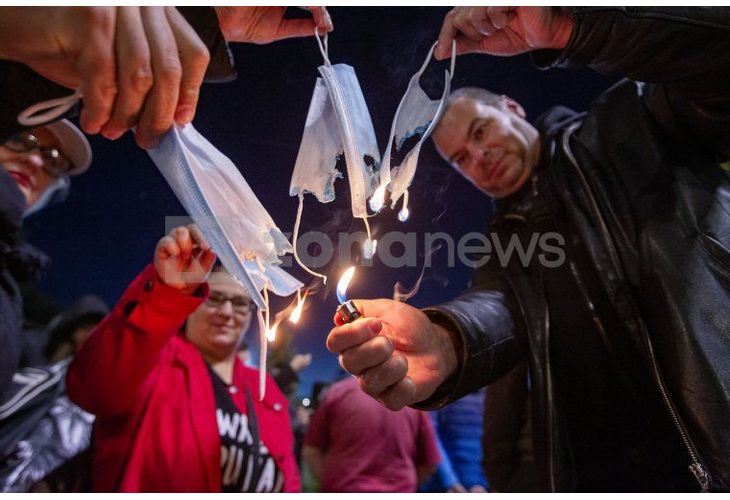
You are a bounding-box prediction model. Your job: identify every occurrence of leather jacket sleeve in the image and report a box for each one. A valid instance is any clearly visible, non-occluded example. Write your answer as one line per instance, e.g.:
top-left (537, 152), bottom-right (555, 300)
top-left (535, 7), bottom-right (730, 158)
top-left (414, 252), bottom-right (528, 410)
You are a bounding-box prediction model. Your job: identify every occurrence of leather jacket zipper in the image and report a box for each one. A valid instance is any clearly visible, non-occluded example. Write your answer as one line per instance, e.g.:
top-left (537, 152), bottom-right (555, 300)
top-left (560, 123), bottom-right (711, 492)
top-left (543, 287), bottom-right (557, 492)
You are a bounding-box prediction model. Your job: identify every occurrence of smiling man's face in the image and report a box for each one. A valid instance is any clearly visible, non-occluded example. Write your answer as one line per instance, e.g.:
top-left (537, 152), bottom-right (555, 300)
top-left (432, 95), bottom-right (541, 199)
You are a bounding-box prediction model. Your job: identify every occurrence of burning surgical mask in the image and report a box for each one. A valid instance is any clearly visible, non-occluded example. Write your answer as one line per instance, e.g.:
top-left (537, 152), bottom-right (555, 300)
top-left (290, 32), bottom-right (381, 279)
top-left (371, 40), bottom-right (456, 222)
top-left (149, 124), bottom-right (302, 306)
top-left (148, 124), bottom-right (303, 398)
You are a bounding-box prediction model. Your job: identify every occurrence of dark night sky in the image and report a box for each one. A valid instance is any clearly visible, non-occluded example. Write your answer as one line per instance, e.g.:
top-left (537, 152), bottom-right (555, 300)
top-left (22, 7), bottom-right (615, 399)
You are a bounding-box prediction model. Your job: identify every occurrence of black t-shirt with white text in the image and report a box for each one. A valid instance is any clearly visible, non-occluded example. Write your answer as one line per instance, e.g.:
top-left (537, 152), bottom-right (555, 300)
top-left (207, 366), bottom-right (283, 493)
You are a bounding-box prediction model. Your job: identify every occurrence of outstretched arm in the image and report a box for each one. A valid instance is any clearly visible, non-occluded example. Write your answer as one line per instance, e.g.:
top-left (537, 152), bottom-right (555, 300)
top-left (67, 225), bottom-right (215, 418)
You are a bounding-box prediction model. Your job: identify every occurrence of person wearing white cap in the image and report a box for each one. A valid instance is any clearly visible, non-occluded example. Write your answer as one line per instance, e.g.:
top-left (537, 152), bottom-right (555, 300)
top-left (1, 119), bottom-right (91, 214)
top-left (0, 118), bottom-right (91, 403)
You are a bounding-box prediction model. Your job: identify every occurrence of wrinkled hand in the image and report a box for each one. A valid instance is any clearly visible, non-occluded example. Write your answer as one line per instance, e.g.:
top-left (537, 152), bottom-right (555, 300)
top-left (434, 7), bottom-right (573, 59)
top-left (154, 225), bottom-right (216, 294)
top-left (326, 299), bottom-right (458, 411)
top-left (0, 7), bottom-right (210, 149)
top-left (214, 7), bottom-right (333, 44)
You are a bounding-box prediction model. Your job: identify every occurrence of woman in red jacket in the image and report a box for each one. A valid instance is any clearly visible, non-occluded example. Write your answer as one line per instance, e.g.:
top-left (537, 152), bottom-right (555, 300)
top-left (67, 225), bottom-right (300, 492)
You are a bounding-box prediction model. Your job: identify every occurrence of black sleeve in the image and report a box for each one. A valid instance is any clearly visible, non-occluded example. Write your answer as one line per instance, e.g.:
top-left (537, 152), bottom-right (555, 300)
top-left (533, 7), bottom-right (730, 157)
top-left (177, 7), bottom-right (237, 84)
top-left (412, 247), bottom-right (528, 410)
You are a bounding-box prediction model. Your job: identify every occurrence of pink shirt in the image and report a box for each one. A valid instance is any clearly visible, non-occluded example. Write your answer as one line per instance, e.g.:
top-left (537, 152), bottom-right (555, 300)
top-left (304, 377), bottom-right (440, 492)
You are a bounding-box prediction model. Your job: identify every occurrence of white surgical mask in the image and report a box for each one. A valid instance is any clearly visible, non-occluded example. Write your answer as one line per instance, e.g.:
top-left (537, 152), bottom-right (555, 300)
top-left (148, 124), bottom-right (303, 399)
top-left (290, 32), bottom-right (382, 279)
top-left (372, 40), bottom-right (456, 222)
top-left (149, 124), bottom-right (302, 306)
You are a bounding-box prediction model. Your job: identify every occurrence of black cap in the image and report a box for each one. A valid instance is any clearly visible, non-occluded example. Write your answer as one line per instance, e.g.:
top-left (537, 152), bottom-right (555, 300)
top-left (43, 294), bottom-right (109, 360)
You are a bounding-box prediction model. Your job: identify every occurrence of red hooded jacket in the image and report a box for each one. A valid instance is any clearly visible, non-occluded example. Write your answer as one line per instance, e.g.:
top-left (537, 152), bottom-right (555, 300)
top-left (66, 265), bottom-right (300, 492)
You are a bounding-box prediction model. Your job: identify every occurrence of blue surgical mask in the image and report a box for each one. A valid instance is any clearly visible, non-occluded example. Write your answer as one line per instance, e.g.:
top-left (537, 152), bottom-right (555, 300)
top-left (290, 32), bottom-right (382, 279)
top-left (148, 124), bottom-right (303, 399)
top-left (149, 124), bottom-right (302, 306)
top-left (372, 41), bottom-right (456, 222)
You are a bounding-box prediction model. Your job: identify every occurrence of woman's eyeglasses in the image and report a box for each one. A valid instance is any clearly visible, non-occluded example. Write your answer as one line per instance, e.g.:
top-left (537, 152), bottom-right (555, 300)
top-left (5, 131), bottom-right (74, 178)
top-left (205, 293), bottom-right (254, 314)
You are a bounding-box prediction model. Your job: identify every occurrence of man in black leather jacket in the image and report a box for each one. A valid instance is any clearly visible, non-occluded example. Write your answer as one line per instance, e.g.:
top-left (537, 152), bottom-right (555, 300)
top-left (327, 7), bottom-right (730, 492)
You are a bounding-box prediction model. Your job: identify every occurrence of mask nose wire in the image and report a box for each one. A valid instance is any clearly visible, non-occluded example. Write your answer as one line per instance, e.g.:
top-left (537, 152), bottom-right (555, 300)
top-left (18, 89), bottom-right (83, 127)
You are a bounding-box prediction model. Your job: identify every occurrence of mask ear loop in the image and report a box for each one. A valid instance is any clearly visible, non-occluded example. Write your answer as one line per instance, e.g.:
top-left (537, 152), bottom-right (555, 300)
top-left (256, 306), bottom-right (266, 398)
top-left (17, 89), bottom-right (82, 127)
top-left (293, 193), bottom-right (328, 283)
top-left (257, 285), bottom-right (271, 400)
top-left (418, 39), bottom-right (456, 82)
top-left (419, 42), bottom-right (440, 76)
top-left (449, 39), bottom-right (457, 81)
top-left (314, 27), bottom-right (331, 67)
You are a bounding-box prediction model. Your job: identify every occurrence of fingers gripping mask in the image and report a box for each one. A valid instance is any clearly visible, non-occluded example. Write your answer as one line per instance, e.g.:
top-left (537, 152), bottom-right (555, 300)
top-left (149, 124), bottom-right (303, 398)
top-left (370, 41), bottom-right (456, 222)
top-left (290, 32), bottom-right (382, 280)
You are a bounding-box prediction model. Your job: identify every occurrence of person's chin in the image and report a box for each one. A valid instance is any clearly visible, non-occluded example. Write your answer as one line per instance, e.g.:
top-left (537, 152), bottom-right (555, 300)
top-left (210, 337), bottom-right (237, 354)
top-left (485, 164), bottom-right (526, 198)
top-left (210, 329), bottom-right (238, 344)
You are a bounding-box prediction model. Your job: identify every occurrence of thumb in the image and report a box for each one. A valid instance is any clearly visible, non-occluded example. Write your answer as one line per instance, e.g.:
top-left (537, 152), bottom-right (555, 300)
top-left (352, 298), bottom-right (401, 318)
top-left (453, 36), bottom-right (486, 56)
top-left (199, 248), bottom-right (217, 274)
